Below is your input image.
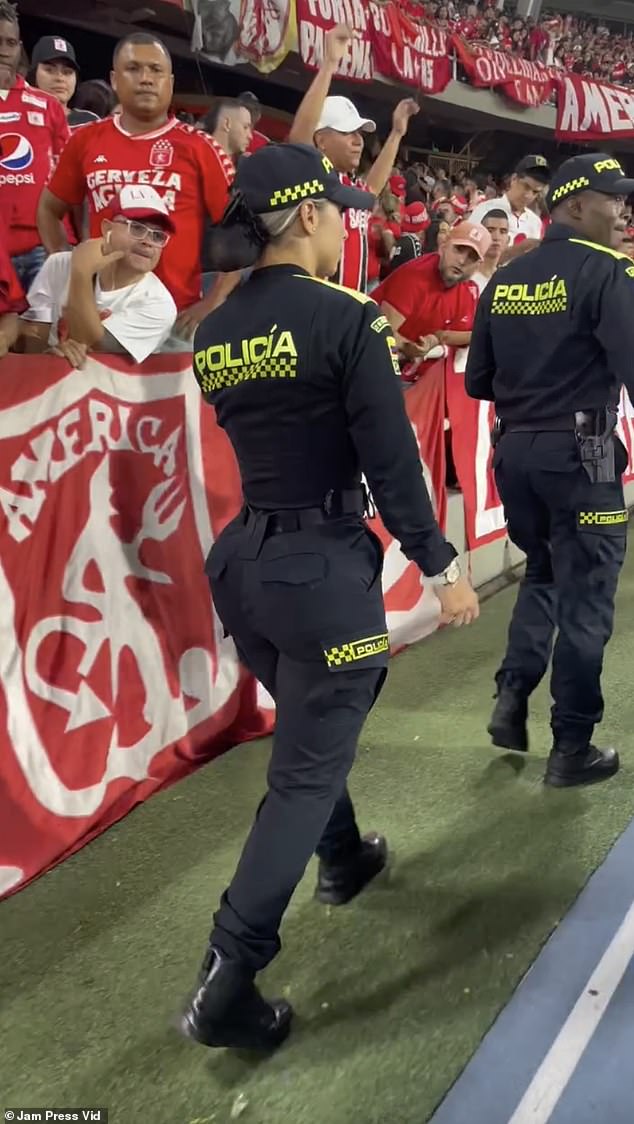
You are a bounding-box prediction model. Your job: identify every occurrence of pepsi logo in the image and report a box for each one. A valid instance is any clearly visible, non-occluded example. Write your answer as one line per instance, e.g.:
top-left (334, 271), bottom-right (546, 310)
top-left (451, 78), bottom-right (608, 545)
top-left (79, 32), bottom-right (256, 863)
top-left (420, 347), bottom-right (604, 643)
top-left (0, 133), bottom-right (34, 171)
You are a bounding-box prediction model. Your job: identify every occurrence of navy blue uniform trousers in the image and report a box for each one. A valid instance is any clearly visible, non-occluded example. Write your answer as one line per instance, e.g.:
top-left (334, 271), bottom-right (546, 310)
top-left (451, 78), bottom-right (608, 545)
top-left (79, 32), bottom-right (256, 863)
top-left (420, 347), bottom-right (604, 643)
top-left (206, 509), bottom-right (388, 971)
top-left (493, 431), bottom-right (628, 750)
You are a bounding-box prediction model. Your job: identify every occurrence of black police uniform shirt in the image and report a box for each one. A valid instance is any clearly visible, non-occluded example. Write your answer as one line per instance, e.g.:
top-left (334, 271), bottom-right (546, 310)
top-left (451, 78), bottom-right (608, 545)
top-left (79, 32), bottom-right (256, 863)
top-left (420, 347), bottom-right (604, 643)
top-left (466, 222), bottom-right (634, 419)
top-left (193, 264), bottom-right (456, 577)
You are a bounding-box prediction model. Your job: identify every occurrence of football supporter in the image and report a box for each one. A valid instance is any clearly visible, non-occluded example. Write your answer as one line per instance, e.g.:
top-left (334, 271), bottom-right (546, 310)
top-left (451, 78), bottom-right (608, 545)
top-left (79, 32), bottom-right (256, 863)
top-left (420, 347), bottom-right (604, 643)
top-left (383, 230), bottom-right (423, 276)
top-left (469, 208), bottom-right (510, 294)
top-left (239, 91), bottom-right (269, 153)
top-left (203, 98), bottom-right (253, 158)
top-left (0, 3), bottom-right (69, 290)
top-left (375, 221), bottom-right (490, 378)
top-left (401, 201), bottom-right (430, 237)
top-left (469, 155), bottom-right (550, 260)
top-left (37, 32), bottom-right (236, 342)
top-left (29, 36), bottom-right (98, 129)
top-left (22, 185), bottom-right (176, 366)
top-left (0, 210), bottom-right (25, 354)
top-left (288, 23), bottom-right (418, 292)
top-left (367, 197), bottom-right (401, 293)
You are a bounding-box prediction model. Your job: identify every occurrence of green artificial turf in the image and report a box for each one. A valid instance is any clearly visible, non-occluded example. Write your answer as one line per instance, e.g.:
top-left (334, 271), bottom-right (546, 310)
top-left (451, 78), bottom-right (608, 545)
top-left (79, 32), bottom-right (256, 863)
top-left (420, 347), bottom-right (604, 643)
top-left (3, 557), bottom-right (634, 1124)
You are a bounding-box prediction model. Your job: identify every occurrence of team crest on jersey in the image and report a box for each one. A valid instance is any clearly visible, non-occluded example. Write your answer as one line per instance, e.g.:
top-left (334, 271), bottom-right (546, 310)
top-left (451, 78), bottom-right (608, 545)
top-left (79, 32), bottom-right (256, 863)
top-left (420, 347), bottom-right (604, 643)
top-left (149, 140), bottom-right (174, 169)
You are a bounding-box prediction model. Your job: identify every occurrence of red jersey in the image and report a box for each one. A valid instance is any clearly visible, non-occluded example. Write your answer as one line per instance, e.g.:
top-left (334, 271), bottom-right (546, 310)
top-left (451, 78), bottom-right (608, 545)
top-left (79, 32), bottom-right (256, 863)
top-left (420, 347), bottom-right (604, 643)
top-left (247, 130), bottom-right (269, 153)
top-left (0, 216), bottom-right (25, 313)
top-left (0, 76), bottom-right (69, 255)
top-left (374, 253), bottom-right (477, 341)
top-left (334, 172), bottom-right (370, 293)
top-left (48, 115), bottom-right (235, 310)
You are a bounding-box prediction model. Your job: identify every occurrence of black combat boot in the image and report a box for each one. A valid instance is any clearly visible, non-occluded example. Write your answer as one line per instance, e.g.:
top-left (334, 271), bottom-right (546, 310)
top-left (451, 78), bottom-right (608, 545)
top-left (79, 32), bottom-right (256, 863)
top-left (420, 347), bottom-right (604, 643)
top-left (488, 687), bottom-right (528, 752)
top-left (315, 832), bottom-right (388, 906)
top-left (545, 744), bottom-right (620, 788)
top-left (180, 947), bottom-right (293, 1051)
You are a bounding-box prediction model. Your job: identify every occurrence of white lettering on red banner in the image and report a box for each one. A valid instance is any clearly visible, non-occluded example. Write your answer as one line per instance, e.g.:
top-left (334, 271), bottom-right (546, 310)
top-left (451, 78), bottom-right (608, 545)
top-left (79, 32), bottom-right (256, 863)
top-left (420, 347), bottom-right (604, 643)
top-left (297, 0), bottom-right (451, 92)
top-left (4, 353), bottom-right (629, 896)
top-left (557, 73), bottom-right (634, 141)
top-left (453, 36), bottom-right (558, 107)
top-left (0, 354), bottom-right (448, 899)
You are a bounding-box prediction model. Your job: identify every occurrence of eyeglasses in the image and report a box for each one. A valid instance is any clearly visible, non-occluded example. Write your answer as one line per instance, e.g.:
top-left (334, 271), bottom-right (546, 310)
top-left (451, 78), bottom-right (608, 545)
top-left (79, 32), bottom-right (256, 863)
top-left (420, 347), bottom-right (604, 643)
top-left (113, 218), bottom-right (171, 247)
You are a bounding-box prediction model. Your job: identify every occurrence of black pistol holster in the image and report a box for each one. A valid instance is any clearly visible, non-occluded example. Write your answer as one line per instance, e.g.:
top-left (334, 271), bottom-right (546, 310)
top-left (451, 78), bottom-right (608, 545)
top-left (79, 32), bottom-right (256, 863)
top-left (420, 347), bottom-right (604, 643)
top-left (575, 408), bottom-right (618, 484)
top-left (491, 416), bottom-right (503, 448)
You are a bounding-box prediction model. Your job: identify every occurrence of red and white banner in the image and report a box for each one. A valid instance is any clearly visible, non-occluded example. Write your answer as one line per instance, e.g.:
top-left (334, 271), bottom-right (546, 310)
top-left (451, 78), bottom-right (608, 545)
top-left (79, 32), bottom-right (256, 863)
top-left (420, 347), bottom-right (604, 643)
top-left (445, 351), bottom-right (505, 550)
top-left (617, 385), bottom-right (634, 485)
top-left (297, 0), bottom-right (451, 93)
top-left (452, 37), bottom-right (559, 107)
top-left (191, 0), bottom-right (295, 75)
top-left (0, 354), bottom-right (447, 900)
top-left (556, 73), bottom-right (634, 142)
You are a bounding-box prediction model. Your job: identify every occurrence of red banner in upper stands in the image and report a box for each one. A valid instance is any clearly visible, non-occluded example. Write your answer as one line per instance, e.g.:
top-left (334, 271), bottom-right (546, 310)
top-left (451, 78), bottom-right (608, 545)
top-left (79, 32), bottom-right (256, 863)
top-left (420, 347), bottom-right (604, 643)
top-left (0, 354), bottom-right (448, 900)
top-left (452, 36), bottom-right (559, 107)
top-left (556, 73), bottom-right (634, 141)
top-left (296, 0), bottom-right (451, 93)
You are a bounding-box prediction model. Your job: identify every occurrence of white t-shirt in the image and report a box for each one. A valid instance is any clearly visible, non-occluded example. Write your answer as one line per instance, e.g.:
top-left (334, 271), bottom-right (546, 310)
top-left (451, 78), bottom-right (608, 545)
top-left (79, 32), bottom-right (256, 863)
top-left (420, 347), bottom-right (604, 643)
top-left (469, 194), bottom-right (542, 244)
top-left (23, 252), bottom-right (177, 363)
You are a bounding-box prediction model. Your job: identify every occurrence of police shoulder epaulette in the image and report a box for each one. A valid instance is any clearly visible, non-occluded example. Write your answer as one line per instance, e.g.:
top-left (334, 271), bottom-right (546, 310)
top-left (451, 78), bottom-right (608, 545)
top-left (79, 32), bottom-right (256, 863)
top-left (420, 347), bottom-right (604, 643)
top-left (569, 238), bottom-right (631, 262)
top-left (292, 274), bottom-right (376, 305)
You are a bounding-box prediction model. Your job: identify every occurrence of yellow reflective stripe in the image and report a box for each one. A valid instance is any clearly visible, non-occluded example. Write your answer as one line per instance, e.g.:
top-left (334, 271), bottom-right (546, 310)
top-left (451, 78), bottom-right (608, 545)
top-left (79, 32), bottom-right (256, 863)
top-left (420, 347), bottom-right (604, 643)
top-left (578, 510), bottom-right (628, 526)
top-left (569, 238), bottom-right (631, 262)
top-left (293, 274), bottom-right (376, 305)
top-left (324, 634), bottom-right (390, 666)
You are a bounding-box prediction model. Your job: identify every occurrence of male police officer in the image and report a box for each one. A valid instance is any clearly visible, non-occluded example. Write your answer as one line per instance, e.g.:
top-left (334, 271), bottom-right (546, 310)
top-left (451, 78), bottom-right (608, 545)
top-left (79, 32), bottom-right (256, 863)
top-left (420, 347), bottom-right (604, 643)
top-left (182, 143), bottom-right (479, 1051)
top-left (466, 152), bottom-right (634, 787)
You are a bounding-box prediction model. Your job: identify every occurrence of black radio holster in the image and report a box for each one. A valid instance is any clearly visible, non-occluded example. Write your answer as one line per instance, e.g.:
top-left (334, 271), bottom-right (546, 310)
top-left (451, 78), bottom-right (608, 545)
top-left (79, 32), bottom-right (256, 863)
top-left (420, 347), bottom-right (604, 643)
top-left (575, 408), bottom-right (618, 484)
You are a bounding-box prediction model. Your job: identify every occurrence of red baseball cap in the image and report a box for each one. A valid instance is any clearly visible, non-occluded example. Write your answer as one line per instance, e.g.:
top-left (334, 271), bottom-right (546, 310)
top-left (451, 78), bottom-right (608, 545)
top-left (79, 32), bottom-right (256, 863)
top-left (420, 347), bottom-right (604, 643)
top-left (401, 201), bottom-right (429, 233)
top-left (105, 185), bottom-right (176, 234)
top-left (446, 220), bottom-right (491, 262)
top-left (389, 174), bottom-right (406, 199)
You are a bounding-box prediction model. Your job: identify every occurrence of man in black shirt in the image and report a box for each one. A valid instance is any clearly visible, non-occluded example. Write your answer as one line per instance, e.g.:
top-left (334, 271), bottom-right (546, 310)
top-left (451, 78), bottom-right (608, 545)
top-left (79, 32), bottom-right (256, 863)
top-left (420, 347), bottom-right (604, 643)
top-left (467, 152), bottom-right (634, 788)
top-left (182, 143), bottom-right (479, 1051)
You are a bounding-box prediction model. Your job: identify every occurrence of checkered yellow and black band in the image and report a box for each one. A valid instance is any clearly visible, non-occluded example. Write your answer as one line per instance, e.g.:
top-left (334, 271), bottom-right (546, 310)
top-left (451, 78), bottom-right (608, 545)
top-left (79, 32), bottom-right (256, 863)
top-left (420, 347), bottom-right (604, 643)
top-left (577, 510), bottom-right (628, 528)
top-left (324, 634), bottom-right (389, 668)
top-left (270, 179), bottom-right (325, 207)
top-left (549, 176), bottom-right (590, 203)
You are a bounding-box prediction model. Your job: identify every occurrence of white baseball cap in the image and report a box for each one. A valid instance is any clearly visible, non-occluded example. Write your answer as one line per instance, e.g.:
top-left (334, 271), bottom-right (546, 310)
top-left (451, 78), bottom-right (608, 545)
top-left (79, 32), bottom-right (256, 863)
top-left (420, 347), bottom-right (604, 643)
top-left (106, 185), bottom-right (175, 233)
top-left (316, 96), bottom-right (376, 135)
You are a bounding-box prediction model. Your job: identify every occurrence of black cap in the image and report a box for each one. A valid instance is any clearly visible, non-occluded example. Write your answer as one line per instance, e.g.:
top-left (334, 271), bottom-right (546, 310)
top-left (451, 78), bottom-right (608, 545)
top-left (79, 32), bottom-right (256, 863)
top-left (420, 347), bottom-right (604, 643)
top-left (515, 154), bottom-right (551, 182)
top-left (227, 142), bottom-right (374, 217)
top-left (546, 152), bottom-right (634, 210)
top-left (31, 36), bottom-right (79, 71)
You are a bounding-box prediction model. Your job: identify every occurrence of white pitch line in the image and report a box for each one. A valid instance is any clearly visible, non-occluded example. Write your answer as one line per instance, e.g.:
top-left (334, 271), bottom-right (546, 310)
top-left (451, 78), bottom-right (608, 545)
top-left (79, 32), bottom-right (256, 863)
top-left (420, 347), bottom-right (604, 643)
top-left (507, 899), bottom-right (634, 1124)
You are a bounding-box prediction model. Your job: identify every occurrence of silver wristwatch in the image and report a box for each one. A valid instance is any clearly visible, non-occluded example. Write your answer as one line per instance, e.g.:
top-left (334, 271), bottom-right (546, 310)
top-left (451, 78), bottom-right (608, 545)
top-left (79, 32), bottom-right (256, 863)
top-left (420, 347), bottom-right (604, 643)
top-left (429, 558), bottom-right (461, 586)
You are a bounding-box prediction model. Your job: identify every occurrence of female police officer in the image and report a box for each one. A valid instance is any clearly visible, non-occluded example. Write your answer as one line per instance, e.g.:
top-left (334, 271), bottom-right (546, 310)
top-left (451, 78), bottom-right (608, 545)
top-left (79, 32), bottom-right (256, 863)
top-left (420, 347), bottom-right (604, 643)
top-left (182, 143), bottom-right (479, 1051)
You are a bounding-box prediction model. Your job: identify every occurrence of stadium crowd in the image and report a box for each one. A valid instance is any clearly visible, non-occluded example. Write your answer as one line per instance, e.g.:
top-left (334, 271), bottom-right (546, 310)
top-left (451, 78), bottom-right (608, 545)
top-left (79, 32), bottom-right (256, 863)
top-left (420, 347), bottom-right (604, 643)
top-left (0, 2), bottom-right (633, 389)
top-left (420, 0), bottom-right (634, 85)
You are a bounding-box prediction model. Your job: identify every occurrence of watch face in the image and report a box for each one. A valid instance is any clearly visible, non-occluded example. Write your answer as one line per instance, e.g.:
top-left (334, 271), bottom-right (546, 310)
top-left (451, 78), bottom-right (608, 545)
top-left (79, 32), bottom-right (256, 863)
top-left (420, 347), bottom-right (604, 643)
top-left (447, 559), bottom-right (461, 583)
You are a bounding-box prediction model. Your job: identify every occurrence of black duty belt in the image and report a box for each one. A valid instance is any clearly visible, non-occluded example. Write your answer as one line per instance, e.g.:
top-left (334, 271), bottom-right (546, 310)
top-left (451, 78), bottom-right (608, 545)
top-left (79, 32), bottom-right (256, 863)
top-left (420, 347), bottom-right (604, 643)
top-left (503, 414), bottom-right (577, 432)
top-left (500, 409), bottom-right (615, 434)
top-left (245, 487), bottom-right (367, 536)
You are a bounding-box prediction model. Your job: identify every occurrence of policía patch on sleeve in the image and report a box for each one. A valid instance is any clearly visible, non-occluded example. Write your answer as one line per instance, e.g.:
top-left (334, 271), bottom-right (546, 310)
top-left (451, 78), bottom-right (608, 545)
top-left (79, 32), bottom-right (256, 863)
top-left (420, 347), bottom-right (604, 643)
top-left (577, 509), bottom-right (629, 532)
top-left (323, 632), bottom-right (390, 670)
